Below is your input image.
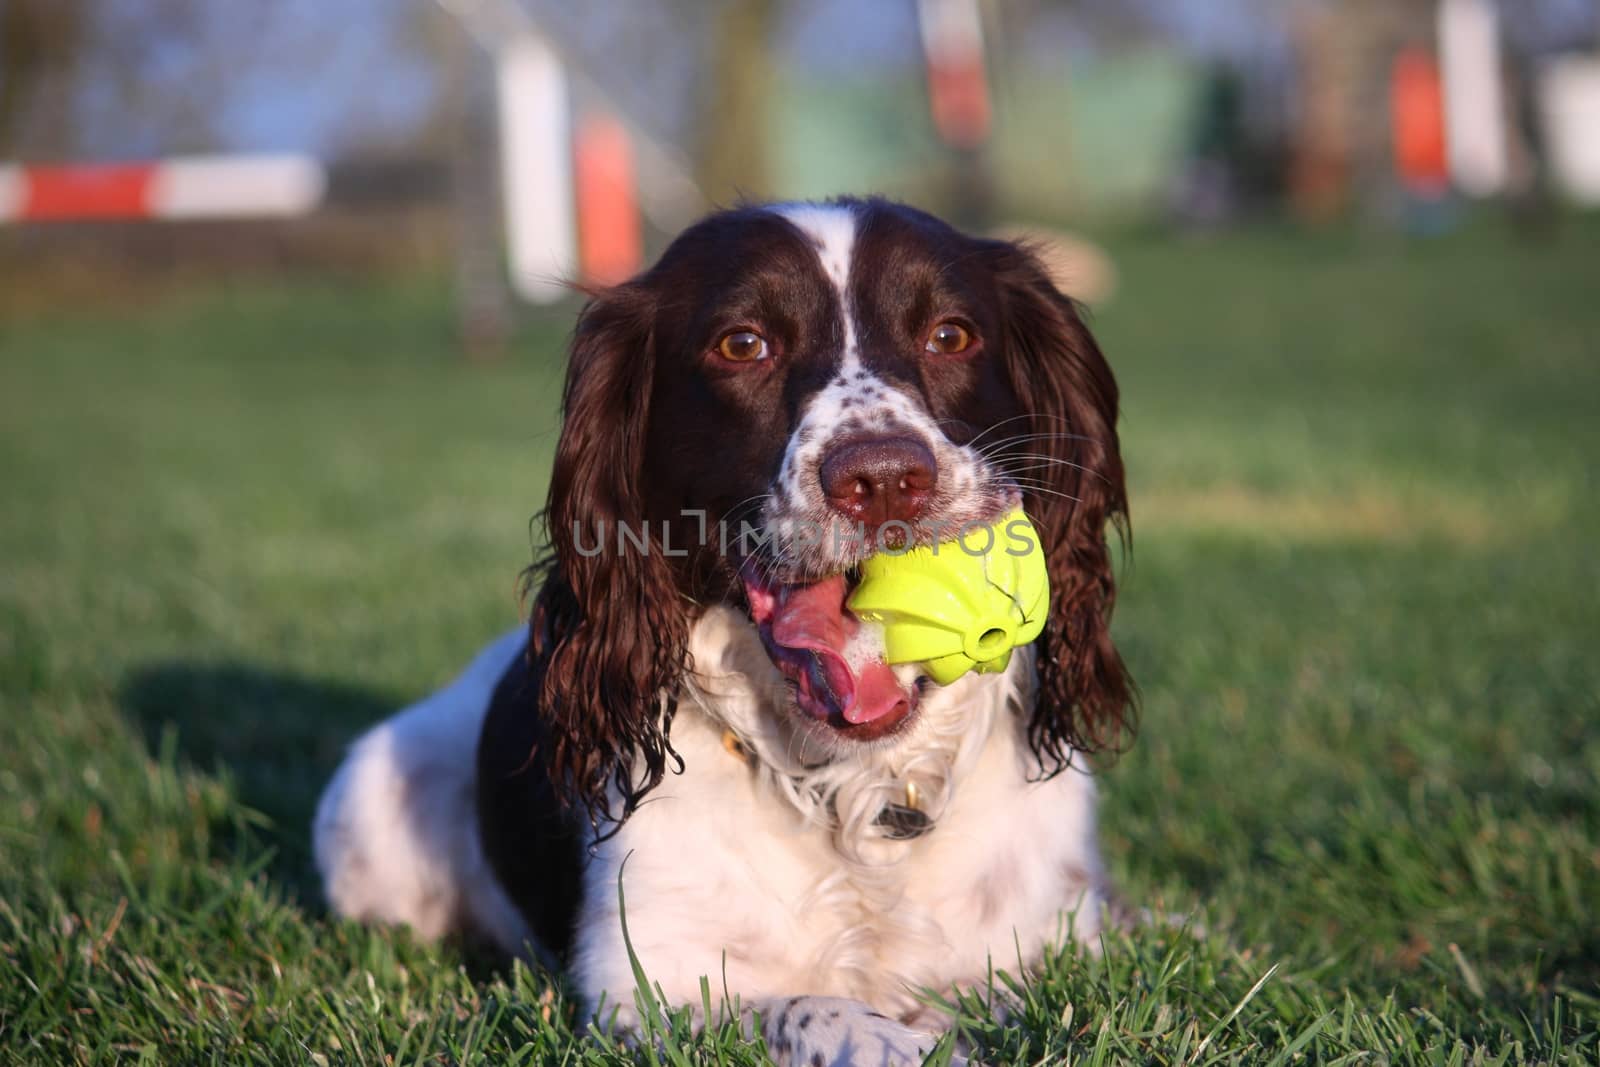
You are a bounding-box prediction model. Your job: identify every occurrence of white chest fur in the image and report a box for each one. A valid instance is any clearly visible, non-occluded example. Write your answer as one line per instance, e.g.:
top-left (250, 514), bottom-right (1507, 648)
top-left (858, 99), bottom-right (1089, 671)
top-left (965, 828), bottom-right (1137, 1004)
top-left (570, 609), bottom-right (1107, 1021)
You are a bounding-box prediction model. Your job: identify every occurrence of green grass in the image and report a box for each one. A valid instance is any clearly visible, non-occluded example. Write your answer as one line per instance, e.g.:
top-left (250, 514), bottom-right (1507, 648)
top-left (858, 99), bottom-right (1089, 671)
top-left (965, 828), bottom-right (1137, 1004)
top-left (2, 219), bottom-right (1598, 1063)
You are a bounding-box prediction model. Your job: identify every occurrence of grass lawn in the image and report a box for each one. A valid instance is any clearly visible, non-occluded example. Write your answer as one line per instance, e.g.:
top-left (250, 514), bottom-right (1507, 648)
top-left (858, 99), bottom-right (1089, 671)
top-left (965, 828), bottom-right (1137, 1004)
top-left (2, 219), bottom-right (1597, 1063)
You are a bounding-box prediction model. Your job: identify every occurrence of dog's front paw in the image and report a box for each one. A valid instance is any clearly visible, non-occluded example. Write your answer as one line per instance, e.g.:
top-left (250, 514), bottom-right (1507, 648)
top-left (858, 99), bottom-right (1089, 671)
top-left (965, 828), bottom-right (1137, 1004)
top-left (759, 996), bottom-right (960, 1067)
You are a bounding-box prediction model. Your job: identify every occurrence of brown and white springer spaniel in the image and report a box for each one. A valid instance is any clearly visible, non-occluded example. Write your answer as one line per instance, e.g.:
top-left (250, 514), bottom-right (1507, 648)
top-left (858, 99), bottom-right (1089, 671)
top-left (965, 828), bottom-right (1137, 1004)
top-left (314, 198), bottom-right (1134, 1065)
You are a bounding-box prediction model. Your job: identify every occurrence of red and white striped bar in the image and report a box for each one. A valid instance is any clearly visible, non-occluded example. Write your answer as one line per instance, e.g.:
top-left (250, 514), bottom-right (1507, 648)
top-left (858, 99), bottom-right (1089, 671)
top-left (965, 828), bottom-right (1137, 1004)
top-left (0, 154), bottom-right (325, 222)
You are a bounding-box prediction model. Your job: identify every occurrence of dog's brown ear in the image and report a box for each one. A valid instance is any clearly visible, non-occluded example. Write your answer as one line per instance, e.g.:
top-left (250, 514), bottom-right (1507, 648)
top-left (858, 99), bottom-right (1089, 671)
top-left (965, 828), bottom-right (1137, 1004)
top-left (989, 241), bottom-right (1135, 768)
top-left (525, 282), bottom-right (690, 830)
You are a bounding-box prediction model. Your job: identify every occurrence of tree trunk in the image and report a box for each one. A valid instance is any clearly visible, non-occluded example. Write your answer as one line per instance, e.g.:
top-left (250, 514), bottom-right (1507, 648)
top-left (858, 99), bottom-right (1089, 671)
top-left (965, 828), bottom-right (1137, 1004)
top-left (695, 0), bottom-right (777, 203)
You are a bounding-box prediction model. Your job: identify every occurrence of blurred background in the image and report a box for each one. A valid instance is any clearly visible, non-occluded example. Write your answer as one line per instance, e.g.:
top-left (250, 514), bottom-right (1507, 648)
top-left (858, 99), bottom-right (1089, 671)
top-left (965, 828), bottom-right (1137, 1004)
top-left (2, 0), bottom-right (1598, 335)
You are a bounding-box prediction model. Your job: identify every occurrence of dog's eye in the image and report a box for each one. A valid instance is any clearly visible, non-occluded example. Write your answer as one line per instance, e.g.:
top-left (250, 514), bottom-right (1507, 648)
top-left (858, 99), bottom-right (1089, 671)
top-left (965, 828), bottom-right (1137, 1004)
top-left (717, 330), bottom-right (769, 362)
top-left (925, 321), bottom-right (972, 355)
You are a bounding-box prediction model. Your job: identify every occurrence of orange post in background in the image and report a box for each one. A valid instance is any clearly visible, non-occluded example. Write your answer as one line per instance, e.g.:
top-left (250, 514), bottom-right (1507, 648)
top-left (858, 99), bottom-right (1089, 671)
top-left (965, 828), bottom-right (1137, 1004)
top-left (1391, 48), bottom-right (1450, 196)
top-left (917, 0), bottom-right (992, 150)
top-left (574, 113), bottom-right (642, 288)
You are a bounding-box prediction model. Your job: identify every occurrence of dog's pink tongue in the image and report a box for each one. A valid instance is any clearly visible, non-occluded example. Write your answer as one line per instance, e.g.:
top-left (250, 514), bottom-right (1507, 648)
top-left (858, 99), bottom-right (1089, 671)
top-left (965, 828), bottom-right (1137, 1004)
top-left (845, 660), bottom-right (909, 726)
top-left (767, 576), bottom-right (908, 725)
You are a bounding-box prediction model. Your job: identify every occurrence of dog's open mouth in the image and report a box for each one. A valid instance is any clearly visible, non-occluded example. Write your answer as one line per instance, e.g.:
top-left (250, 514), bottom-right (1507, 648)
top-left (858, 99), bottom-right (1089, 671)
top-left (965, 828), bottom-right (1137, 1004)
top-left (742, 566), bottom-right (917, 741)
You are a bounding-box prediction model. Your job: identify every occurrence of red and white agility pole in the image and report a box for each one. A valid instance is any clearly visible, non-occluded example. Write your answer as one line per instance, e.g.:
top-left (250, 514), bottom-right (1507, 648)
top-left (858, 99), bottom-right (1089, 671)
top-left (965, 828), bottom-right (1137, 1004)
top-left (0, 154), bottom-right (325, 223)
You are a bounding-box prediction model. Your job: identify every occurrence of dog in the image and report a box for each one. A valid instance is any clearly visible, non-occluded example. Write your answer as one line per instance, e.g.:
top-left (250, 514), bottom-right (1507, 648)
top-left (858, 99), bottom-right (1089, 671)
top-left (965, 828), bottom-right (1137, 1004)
top-left (314, 198), bottom-right (1134, 1065)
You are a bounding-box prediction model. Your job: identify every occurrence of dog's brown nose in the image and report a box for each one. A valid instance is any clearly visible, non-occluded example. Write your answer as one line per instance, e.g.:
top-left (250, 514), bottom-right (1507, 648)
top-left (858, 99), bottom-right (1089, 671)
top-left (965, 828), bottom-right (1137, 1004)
top-left (820, 436), bottom-right (937, 530)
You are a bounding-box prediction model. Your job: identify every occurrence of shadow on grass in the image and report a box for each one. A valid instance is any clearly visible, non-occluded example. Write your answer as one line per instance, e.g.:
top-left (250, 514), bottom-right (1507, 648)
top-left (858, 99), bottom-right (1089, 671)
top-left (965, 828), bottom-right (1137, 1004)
top-left (118, 659), bottom-right (558, 985)
top-left (119, 660), bottom-right (398, 906)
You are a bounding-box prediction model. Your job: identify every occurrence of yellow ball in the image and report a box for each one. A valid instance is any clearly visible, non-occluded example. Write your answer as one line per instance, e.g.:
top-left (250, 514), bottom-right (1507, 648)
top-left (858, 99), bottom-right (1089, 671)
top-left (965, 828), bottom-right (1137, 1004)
top-left (846, 507), bottom-right (1049, 686)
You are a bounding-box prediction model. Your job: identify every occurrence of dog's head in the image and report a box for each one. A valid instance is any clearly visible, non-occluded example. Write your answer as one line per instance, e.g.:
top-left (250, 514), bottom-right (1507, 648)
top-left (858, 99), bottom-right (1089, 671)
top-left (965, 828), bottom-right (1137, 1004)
top-left (528, 198), bottom-right (1132, 824)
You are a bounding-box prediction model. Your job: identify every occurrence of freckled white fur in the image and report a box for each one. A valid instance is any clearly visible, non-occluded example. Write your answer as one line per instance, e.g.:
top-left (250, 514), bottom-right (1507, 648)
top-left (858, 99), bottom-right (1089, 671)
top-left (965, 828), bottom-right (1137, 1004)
top-left (764, 202), bottom-right (1005, 577)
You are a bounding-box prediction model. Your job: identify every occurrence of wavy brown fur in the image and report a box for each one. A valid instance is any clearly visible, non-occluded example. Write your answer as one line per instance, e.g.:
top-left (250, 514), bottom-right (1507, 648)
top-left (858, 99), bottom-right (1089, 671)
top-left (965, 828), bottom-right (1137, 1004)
top-left (985, 240), bottom-right (1137, 769)
top-left (523, 282), bottom-right (691, 831)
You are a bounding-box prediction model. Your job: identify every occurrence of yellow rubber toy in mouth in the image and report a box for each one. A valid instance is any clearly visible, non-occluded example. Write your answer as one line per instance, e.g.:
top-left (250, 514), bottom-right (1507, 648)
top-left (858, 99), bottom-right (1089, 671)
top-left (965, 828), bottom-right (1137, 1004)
top-left (846, 507), bottom-right (1050, 686)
